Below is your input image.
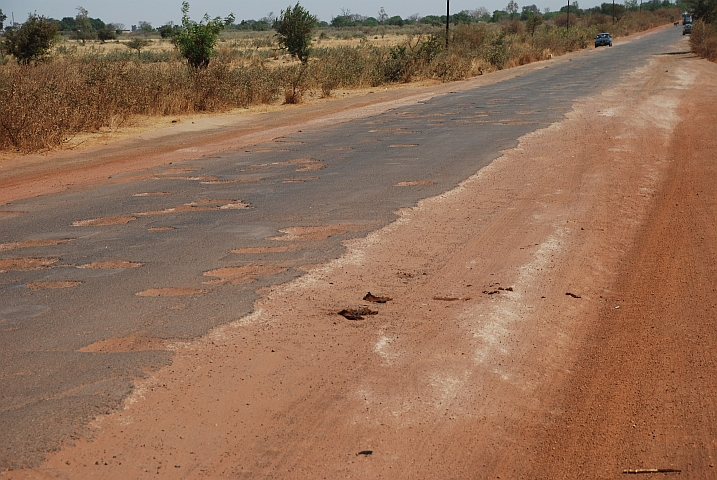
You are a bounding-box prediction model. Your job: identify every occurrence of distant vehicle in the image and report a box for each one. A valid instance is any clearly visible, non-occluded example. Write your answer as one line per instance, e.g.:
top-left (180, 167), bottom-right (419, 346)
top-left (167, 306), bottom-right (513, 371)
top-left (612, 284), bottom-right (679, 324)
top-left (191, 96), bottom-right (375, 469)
top-left (595, 32), bottom-right (613, 48)
top-left (683, 23), bottom-right (693, 35)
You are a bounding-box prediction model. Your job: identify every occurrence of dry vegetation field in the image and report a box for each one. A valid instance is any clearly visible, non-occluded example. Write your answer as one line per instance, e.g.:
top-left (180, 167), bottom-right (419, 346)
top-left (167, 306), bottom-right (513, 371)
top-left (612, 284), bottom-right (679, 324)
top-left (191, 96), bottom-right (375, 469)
top-left (0, 8), bottom-right (680, 153)
top-left (690, 20), bottom-right (717, 60)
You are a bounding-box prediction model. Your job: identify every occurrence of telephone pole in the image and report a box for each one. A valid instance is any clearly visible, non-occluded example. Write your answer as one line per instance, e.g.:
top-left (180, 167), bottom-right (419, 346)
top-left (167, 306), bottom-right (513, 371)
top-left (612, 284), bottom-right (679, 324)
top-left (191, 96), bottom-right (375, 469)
top-left (446, 0), bottom-right (450, 48)
top-left (567, 0), bottom-right (570, 28)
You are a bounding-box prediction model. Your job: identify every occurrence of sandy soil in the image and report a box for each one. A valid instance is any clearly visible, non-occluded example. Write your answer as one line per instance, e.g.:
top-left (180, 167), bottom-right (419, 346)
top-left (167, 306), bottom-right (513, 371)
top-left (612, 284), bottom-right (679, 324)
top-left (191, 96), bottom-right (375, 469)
top-left (5, 31), bottom-right (717, 479)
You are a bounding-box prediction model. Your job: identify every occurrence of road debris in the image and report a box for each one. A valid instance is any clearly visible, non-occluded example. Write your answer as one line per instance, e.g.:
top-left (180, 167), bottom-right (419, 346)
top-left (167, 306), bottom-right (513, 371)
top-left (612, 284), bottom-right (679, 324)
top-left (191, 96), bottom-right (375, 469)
top-left (363, 292), bottom-right (392, 303)
top-left (338, 308), bottom-right (378, 320)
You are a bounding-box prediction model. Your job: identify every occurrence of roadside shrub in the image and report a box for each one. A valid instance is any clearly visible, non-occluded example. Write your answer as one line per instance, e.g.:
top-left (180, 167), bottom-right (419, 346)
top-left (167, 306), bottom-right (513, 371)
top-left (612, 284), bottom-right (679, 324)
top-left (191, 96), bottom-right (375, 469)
top-left (275, 3), bottom-right (318, 63)
top-left (310, 46), bottom-right (373, 95)
top-left (173, 1), bottom-right (227, 69)
top-left (690, 20), bottom-right (717, 61)
top-left (431, 51), bottom-right (472, 81)
top-left (0, 57), bottom-right (283, 151)
top-left (2, 14), bottom-right (59, 64)
top-left (452, 23), bottom-right (490, 50)
top-left (483, 41), bottom-right (510, 69)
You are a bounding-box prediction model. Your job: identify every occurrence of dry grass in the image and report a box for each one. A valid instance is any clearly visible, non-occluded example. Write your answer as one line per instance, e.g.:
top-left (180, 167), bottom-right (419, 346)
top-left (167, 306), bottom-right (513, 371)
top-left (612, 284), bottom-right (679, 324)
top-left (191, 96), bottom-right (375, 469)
top-left (0, 59), bottom-right (283, 151)
top-left (0, 10), bottom-right (680, 153)
top-left (690, 21), bottom-right (717, 62)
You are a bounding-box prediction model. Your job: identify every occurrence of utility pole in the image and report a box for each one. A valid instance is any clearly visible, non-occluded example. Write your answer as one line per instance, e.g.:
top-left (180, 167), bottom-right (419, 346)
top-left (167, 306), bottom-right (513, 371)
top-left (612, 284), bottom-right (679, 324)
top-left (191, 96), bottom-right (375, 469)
top-left (567, 0), bottom-right (571, 28)
top-left (613, 0), bottom-right (616, 23)
top-left (446, 0), bottom-right (450, 48)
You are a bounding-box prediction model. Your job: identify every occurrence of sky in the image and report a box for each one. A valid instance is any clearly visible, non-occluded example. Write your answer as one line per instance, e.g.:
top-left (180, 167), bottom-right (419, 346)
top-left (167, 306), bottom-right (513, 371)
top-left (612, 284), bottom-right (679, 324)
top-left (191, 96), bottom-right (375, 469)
top-left (3, 0), bottom-right (606, 27)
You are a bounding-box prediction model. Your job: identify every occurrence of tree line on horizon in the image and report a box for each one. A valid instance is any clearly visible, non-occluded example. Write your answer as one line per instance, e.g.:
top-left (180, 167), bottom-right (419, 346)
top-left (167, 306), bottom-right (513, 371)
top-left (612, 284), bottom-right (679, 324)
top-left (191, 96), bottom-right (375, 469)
top-left (0, 0), bottom-right (711, 66)
top-left (0, 0), bottom-right (690, 37)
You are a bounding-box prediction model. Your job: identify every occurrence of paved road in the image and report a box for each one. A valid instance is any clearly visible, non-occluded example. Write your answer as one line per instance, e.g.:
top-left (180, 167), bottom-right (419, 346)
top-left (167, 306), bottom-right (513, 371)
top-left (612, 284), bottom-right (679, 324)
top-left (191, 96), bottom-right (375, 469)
top-left (0, 26), bottom-right (685, 469)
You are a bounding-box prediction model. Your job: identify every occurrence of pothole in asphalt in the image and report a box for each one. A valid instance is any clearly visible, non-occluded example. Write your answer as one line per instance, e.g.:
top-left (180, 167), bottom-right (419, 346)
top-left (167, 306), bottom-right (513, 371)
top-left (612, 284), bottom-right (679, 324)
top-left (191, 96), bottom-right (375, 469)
top-left (296, 163), bottom-right (325, 172)
top-left (77, 260), bottom-right (144, 269)
top-left (251, 148), bottom-right (290, 153)
top-left (78, 335), bottom-right (168, 353)
top-left (161, 168), bottom-right (197, 175)
top-left (154, 175), bottom-right (219, 181)
top-left (133, 192), bottom-right (171, 197)
top-left (269, 224), bottom-right (352, 241)
top-left (0, 211), bottom-right (25, 217)
top-left (148, 226), bottom-right (175, 231)
top-left (72, 216), bottom-right (136, 226)
top-left (493, 120), bottom-right (534, 126)
top-left (389, 144), bottom-right (418, 148)
top-left (282, 177), bottom-right (319, 183)
top-left (274, 157), bottom-right (318, 165)
top-left (231, 245), bottom-right (301, 254)
top-left (338, 307), bottom-right (378, 320)
top-left (200, 178), bottom-right (262, 185)
top-left (0, 238), bottom-right (75, 252)
top-left (327, 147), bottom-right (353, 151)
top-left (202, 265), bottom-right (287, 285)
top-left (135, 200), bottom-right (251, 216)
top-left (369, 129), bottom-right (421, 135)
top-left (135, 288), bottom-right (207, 297)
top-left (394, 181), bottom-right (435, 187)
top-left (28, 281), bottom-right (83, 290)
top-left (0, 258), bottom-right (59, 272)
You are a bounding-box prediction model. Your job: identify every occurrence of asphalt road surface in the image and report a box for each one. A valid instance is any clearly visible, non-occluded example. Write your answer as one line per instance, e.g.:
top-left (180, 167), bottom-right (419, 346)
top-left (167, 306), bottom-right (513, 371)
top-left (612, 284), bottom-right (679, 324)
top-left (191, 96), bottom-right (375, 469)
top-left (0, 26), bottom-right (685, 470)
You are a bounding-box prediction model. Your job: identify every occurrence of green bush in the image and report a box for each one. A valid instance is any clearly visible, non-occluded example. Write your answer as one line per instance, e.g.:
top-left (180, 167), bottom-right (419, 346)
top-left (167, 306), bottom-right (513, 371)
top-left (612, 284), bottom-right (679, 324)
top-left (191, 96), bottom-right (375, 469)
top-left (173, 1), bottom-right (227, 69)
top-left (2, 14), bottom-right (59, 64)
top-left (275, 3), bottom-right (318, 63)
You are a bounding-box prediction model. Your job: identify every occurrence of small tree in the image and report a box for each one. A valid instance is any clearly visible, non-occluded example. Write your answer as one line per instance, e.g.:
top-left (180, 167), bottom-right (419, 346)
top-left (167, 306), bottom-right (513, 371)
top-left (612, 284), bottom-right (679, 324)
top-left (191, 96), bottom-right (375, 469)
top-left (275, 3), bottom-right (318, 64)
top-left (173, 1), bottom-right (229, 69)
top-left (138, 21), bottom-right (154, 33)
top-left (525, 14), bottom-right (544, 34)
top-left (3, 14), bottom-right (59, 64)
top-left (158, 23), bottom-right (176, 38)
top-left (388, 15), bottom-right (405, 26)
top-left (689, 0), bottom-right (717, 22)
top-left (126, 37), bottom-right (151, 58)
top-left (72, 6), bottom-right (95, 43)
top-left (507, 0), bottom-right (520, 18)
top-left (97, 28), bottom-right (116, 43)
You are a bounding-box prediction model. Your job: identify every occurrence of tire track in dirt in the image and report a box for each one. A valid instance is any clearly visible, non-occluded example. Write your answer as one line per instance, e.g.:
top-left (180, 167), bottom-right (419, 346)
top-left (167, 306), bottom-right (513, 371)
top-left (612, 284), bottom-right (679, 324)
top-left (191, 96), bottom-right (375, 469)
top-left (518, 56), bottom-right (717, 480)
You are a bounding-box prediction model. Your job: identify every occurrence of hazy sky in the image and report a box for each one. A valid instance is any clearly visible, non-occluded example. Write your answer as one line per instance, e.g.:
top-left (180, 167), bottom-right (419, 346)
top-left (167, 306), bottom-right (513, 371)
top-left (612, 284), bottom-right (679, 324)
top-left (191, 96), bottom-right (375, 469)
top-left (3, 0), bottom-right (602, 27)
